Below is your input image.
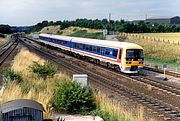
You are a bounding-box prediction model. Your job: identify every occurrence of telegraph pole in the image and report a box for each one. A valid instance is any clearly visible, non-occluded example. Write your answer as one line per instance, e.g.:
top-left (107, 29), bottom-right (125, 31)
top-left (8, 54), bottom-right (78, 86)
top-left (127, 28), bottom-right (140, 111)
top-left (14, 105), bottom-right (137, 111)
top-left (109, 13), bottom-right (111, 22)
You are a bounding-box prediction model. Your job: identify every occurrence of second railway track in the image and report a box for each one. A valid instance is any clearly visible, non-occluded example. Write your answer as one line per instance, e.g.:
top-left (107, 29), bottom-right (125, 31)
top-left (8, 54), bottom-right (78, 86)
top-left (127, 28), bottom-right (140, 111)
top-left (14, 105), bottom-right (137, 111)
top-left (0, 39), bottom-right (19, 66)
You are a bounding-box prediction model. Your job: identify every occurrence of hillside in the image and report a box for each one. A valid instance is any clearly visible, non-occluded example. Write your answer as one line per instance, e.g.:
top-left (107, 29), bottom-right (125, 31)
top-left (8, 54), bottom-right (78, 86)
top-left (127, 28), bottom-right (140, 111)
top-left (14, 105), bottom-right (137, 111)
top-left (39, 26), bottom-right (102, 35)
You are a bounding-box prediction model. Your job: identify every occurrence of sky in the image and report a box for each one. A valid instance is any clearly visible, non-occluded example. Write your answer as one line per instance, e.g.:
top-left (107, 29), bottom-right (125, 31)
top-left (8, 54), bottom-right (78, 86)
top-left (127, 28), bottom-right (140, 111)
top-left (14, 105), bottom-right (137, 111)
top-left (0, 0), bottom-right (180, 26)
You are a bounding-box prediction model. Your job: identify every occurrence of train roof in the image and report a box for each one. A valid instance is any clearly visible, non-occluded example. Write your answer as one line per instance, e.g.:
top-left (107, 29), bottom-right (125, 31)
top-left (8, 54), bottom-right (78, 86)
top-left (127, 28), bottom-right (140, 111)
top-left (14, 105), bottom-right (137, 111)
top-left (39, 33), bottom-right (143, 49)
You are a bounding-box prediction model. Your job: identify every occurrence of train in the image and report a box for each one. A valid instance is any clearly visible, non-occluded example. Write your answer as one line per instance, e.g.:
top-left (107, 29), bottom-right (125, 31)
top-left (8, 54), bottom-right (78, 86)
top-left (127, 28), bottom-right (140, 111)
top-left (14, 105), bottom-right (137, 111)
top-left (36, 33), bottom-right (144, 73)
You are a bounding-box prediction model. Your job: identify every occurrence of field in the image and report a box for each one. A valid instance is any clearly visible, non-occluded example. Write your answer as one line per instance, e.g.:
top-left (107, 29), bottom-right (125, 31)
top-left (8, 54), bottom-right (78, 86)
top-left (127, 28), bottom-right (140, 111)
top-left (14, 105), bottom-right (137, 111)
top-left (132, 33), bottom-right (180, 44)
top-left (119, 33), bottom-right (180, 70)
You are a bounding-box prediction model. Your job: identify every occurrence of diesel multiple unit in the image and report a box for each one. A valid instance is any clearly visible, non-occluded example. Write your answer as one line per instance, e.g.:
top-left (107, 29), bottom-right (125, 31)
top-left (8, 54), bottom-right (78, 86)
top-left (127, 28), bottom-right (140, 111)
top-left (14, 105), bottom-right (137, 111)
top-left (38, 34), bottom-right (144, 73)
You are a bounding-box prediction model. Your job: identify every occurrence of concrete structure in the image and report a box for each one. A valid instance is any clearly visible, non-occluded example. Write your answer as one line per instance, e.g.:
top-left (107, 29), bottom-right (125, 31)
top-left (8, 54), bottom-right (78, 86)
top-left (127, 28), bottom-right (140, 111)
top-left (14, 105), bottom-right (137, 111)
top-left (73, 74), bottom-right (88, 87)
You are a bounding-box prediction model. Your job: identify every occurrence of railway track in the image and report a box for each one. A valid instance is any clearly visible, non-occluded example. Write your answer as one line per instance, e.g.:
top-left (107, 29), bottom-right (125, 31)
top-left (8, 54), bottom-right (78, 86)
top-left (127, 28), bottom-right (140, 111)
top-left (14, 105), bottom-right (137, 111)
top-left (21, 38), bottom-right (180, 121)
top-left (142, 66), bottom-right (180, 78)
top-left (0, 39), bottom-right (19, 66)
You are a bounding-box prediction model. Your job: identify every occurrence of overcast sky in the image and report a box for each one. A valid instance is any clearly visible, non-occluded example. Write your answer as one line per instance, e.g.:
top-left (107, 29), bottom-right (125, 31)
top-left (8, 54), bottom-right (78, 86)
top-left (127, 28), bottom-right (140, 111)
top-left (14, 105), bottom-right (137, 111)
top-left (1, 0), bottom-right (180, 26)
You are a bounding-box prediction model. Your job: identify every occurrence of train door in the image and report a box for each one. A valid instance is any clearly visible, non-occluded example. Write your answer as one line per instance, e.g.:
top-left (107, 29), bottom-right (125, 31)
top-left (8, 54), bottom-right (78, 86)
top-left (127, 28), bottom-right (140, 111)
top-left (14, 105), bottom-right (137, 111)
top-left (117, 48), bottom-right (122, 62)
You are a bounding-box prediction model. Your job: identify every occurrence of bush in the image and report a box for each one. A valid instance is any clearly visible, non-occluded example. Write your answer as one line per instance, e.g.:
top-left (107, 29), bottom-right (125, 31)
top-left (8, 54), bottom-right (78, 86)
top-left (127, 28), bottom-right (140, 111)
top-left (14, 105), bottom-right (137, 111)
top-left (53, 81), bottom-right (95, 113)
top-left (29, 61), bottom-right (58, 80)
top-left (3, 69), bottom-right (22, 85)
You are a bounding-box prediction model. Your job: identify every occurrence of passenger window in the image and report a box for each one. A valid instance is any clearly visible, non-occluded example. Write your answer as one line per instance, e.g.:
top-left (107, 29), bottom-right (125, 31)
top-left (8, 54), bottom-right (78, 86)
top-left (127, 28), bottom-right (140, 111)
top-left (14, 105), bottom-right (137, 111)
top-left (86, 46), bottom-right (89, 50)
top-left (89, 46), bottom-right (92, 51)
top-left (105, 48), bottom-right (110, 55)
top-left (113, 49), bottom-right (118, 57)
top-left (79, 44), bottom-right (83, 49)
top-left (93, 46), bottom-right (96, 52)
top-left (83, 45), bottom-right (85, 49)
top-left (97, 47), bottom-right (100, 53)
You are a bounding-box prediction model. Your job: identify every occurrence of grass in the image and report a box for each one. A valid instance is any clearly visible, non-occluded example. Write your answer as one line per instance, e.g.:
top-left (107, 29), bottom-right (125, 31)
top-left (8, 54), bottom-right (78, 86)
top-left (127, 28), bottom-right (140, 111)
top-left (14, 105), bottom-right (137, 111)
top-left (69, 30), bottom-right (104, 39)
top-left (0, 48), bottom-right (71, 119)
top-left (40, 25), bottom-right (61, 35)
top-left (138, 33), bottom-right (180, 44)
top-left (39, 26), bottom-right (102, 36)
top-left (92, 91), bottom-right (153, 121)
top-left (119, 33), bottom-right (180, 70)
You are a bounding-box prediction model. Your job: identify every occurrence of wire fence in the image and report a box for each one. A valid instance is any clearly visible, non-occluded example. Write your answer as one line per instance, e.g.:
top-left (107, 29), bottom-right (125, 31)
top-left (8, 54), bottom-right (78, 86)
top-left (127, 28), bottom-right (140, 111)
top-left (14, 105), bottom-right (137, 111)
top-left (144, 62), bottom-right (180, 73)
top-left (119, 33), bottom-right (180, 45)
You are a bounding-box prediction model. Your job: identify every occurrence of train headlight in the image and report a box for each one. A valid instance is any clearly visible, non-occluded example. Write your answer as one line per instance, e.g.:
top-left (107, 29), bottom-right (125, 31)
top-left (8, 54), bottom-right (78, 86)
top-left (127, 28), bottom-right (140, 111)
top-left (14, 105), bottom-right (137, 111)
top-left (139, 62), bottom-right (143, 64)
top-left (126, 62), bottom-right (132, 64)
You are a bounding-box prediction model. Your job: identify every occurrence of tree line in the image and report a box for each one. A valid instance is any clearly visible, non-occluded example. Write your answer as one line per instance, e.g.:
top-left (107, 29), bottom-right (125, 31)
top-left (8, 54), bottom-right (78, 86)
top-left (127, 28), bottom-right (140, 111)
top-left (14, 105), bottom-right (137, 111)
top-left (0, 25), bottom-right (12, 34)
top-left (30, 19), bottom-right (180, 33)
top-left (1, 18), bottom-right (180, 34)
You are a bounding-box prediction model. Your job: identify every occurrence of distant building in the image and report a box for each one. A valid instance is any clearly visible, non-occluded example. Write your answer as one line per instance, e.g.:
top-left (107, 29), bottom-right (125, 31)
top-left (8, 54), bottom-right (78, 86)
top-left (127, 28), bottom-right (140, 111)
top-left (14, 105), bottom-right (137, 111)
top-left (131, 20), bottom-right (145, 25)
top-left (146, 16), bottom-right (180, 24)
top-left (132, 16), bottom-right (180, 24)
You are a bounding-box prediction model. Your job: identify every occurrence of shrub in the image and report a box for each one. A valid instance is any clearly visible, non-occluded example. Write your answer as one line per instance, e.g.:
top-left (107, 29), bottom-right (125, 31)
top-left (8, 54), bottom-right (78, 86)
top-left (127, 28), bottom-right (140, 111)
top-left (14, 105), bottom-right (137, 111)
top-left (3, 69), bottom-right (22, 85)
top-left (53, 81), bottom-right (95, 113)
top-left (28, 61), bottom-right (58, 80)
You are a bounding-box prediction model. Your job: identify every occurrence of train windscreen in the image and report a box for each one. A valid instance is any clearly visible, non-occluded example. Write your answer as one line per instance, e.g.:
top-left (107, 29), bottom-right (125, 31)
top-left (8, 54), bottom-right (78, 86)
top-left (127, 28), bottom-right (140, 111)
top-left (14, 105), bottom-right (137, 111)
top-left (126, 49), bottom-right (143, 60)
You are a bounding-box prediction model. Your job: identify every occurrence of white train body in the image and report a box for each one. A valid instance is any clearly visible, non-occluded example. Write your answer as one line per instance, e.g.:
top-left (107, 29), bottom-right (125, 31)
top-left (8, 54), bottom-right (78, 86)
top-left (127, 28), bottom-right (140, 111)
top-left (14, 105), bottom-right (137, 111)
top-left (37, 34), bottom-right (144, 73)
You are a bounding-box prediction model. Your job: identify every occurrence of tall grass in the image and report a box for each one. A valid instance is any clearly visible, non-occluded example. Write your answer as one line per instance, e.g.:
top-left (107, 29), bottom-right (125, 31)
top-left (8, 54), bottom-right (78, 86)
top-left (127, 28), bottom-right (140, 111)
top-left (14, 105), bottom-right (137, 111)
top-left (94, 91), bottom-right (148, 121)
top-left (138, 33), bottom-right (180, 44)
top-left (0, 48), bottom-right (70, 119)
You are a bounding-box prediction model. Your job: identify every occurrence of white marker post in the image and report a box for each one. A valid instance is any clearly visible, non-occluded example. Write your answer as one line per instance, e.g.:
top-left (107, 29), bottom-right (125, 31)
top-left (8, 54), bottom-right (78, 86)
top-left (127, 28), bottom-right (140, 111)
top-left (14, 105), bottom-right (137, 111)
top-left (163, 64), bottom-right (168, 80)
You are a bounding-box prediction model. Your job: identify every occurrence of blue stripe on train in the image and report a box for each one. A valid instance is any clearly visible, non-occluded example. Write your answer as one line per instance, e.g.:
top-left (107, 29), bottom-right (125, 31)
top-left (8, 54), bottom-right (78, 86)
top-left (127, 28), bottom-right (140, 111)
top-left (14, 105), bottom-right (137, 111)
top-left (39, 36), bottom-right (118, 59)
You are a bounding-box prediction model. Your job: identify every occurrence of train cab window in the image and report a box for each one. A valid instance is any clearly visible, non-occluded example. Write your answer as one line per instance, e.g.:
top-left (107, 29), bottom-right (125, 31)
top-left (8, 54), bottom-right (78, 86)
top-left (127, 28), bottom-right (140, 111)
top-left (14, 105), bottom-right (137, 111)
top-left (105, 48), bottom-right (110, 55)
top-left (89, 46), bottom-right (92, 51)
top-left (92, 46), bottom-right (97, 52)
top-left (97, 47), bottom-right (100, 53)
top-left (113, 49), bottom-right (118, 57)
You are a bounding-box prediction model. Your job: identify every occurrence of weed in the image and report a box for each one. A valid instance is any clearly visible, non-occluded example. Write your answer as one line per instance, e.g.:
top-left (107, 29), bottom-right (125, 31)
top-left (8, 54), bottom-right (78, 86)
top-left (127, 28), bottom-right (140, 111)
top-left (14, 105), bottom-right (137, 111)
top-left (28, 61), bottom-right (58, 80)
top-left (3, 69), bottom-right (22, 85)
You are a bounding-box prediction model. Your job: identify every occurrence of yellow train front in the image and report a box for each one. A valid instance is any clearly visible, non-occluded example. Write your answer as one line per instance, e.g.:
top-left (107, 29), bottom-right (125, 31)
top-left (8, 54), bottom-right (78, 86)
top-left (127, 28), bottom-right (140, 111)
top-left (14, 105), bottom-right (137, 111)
top-left (120, 43), bottom-right (144, 73)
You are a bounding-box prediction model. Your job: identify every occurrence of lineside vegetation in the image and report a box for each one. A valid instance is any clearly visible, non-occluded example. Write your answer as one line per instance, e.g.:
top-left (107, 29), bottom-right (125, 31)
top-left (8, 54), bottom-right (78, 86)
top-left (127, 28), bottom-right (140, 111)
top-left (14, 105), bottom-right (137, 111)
top-left (1, 47), bottom-right (144, 121)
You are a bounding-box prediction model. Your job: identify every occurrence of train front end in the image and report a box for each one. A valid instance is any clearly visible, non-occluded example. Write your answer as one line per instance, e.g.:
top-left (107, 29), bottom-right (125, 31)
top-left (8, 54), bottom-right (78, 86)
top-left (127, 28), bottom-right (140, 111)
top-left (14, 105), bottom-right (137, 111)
top-left (121, 45), bottom-right (144, 73)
